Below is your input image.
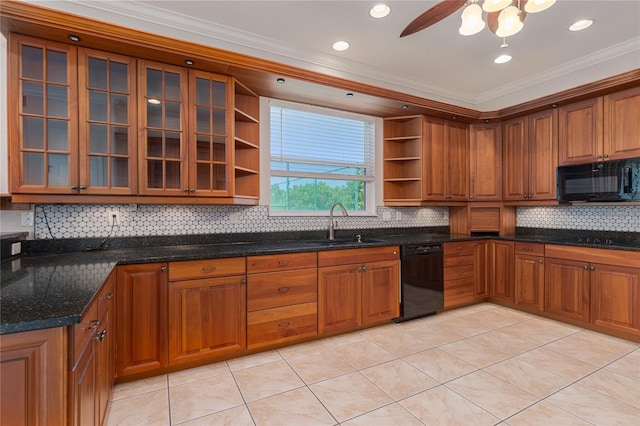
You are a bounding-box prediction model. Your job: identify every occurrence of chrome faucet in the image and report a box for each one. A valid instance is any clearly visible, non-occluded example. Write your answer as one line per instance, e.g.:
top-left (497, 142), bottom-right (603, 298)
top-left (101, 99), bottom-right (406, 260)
top-left (328, 202), bottom-right (348, 240)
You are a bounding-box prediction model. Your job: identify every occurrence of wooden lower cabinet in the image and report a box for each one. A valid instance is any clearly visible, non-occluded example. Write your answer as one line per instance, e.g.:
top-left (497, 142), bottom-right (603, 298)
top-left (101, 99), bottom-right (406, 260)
top-left (443, 241), bottom-right (476, 308)
top-left (318, 246), bottom-right (400, 334)
top-left (318, 264), bottom-right (361, 333)
top-left (168, 257), bottom-right (246, 365)
top-left (116, 263), bottom-right (168, 377)
top-left (361, 260), bottom-right (400, 325)
top-left (474, 240), bottom-right (489, 299)
top-left (590, 264), bottom-right (640, 335)
top-left (514, 243), bottom-right (545, 311)
top-left (490, 240), bottom-right (515, 302)
top-left (544, 258), bottom-right (591, 322)
top-left (246, 252), bottom-right (318, 349)
top-left (0, 327), bottom-right (66, 426)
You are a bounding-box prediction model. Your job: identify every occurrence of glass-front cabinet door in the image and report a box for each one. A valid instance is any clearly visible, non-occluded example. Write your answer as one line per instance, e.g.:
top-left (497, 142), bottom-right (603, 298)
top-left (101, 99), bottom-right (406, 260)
top-left (189, 70), bottom-right (232, 196)
top-left (139, 60), bottom-right (188, 195)
top-left (79, 49), bottom-right (137, 194)
top-left (10, 35), bottom-right (78, 194)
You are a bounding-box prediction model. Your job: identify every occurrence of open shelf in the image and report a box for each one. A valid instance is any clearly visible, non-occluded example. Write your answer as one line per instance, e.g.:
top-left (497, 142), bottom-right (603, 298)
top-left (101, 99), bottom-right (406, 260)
top-left (383, 115), bottom-right (425, 204)
top-left (233, 78), bottom-right (260, 198)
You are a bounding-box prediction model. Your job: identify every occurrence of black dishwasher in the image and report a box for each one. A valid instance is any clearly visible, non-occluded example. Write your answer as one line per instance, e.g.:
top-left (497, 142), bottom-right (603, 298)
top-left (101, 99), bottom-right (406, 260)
top-left (394, 244), bottom-right (443, 322)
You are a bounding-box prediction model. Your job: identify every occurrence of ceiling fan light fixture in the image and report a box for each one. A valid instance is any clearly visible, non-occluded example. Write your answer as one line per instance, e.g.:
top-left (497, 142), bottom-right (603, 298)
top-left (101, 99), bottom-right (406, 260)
top-left (496, 5), bottom-right (523, 37)
top-left (459, 3), bottom-right (486, 36)
top-left (524, 0), bottom-right (556, 13)
top-left (370, 4), bottom-right (391, 19)
top-left (482, 0), bottom-right (511, 13)
top-left (569, 19), bottom-right (594, 32)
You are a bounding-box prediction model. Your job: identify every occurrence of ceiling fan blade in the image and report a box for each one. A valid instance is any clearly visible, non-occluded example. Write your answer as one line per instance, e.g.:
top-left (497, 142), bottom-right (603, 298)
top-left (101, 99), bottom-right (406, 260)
top-left (400, 0), bottom-right (467, 38)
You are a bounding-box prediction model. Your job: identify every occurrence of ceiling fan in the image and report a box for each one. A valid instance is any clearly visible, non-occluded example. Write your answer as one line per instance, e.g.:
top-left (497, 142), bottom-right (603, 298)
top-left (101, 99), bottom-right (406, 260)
top-left (400, 0), bottom-right (556, 38)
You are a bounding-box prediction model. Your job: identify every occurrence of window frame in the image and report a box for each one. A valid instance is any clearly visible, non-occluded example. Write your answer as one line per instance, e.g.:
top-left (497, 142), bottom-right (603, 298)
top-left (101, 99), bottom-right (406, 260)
top-left (259, 97), bottom-right (381, 217)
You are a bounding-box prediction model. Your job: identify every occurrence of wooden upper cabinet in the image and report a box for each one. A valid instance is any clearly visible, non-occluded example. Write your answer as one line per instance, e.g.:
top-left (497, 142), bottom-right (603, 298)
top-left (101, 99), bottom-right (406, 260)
top-left (188, 70), bottom-right (233, 197)
top-left (422, 117), bottom-right (469, 202)
top-left (470, 123), bottom-right (502, 201)
top-left (138, 60), bottom-right (189, 195)
top-left (9, 34), bottom-right (79, 194)
top-left (603, 86), bottom-right (640, 161)
top-left (502, 117), bottom-right (528, 201)
top-left (503, 109), bottom-right (558, 201)
top-left (78, 48), bottom-right (137, 195)
top-left (558, 97), bottom-right (604, 165)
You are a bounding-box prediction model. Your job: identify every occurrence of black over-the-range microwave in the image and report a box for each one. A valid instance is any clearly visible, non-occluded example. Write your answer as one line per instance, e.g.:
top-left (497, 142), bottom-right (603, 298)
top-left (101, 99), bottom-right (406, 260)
top-left (557, 157), bottom-right (640, 202)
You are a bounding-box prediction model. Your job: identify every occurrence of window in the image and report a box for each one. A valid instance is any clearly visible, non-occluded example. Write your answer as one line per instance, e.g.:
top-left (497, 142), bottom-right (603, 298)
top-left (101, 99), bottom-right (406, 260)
top-left (264, 99), bottom-right (378, 216)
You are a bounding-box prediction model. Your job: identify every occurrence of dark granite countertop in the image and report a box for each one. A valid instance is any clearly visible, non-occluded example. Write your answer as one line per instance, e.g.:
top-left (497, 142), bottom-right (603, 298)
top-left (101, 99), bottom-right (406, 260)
top-left (2, 227), bottom-right (639, 335)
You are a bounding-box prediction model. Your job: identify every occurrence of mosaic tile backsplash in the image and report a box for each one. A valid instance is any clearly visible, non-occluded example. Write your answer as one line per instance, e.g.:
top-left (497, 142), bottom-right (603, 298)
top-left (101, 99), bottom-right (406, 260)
top-left (34, 205), bottom-right (449, 239)
top-left (33, 204), bottom-right (640, 240)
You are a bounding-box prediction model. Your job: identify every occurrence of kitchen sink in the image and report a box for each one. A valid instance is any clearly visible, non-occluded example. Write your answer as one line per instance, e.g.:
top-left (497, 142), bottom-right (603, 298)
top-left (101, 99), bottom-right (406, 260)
top-left (314, 237), bottom-right (387, 247)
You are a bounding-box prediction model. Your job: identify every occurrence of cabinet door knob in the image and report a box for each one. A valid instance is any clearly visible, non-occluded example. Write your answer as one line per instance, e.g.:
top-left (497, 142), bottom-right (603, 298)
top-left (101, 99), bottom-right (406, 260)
top-left (241, 279), bottom-right (247, 285)
top-left (597, 154), bottom-right (603, 159)
top-left (583, 265), bottom-right (589, 270)
top-left (538, 259), bottom-right (543, 264)
top-left (71, 185), bottom-right (78, 190)
top-left (160, 266), bottom-right (167, 272)
top-left (183, 188), bottom-right (190, 192)
top-left (190, 188), bottom-right (195, 193)
top-left (590, 266), bottom-right (595, 271)
top-left (603, 154), bottom-right (609, 159)
top-left (79, 185), bottom-right (87, 190)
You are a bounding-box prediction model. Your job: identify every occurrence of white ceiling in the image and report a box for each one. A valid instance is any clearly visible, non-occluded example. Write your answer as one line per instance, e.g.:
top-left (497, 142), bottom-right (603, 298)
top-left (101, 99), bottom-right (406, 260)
top-left (25, 0), bottom-right (640, 111)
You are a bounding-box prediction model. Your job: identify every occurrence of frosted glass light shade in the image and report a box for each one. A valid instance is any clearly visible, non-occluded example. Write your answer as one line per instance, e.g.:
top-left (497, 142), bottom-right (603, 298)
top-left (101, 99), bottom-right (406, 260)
top-left (496, 5), bottom-right (523, 37)
top-left (524, 0), bottom-right (556, 13)
top-left (482, 0), bottom-right (511, 12)
top-left (459, 3), bottom-right (486, 36)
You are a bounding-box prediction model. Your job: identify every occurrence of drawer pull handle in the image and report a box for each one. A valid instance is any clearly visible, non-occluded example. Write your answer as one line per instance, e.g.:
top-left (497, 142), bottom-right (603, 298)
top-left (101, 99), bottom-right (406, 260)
top-left (458, 271), bottom-right (464, 276)
top-left (202, 266), bottom-right (217, 273)
top-left (95, 330), bottom-right (107, 342)
top-left (456, 290), bottom-right (465, 294)
top-left (278, 287), bottom-right (290, 294)
top-left (85, 320), bottom-right (99, 330)
top-left (102, 292), bottom-right (114, 299)
top-left (278, 261), bottom-right (290, 266)
top-left (279, 322), bottom-right (290, 328)
top-left (523, 247), bottom-right (533, 251)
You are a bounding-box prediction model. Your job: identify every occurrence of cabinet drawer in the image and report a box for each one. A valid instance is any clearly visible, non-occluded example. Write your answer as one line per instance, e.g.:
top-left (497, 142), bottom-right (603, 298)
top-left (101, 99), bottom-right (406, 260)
top-left (444, 253), bottom-right (474, 267)
top-left (168, 257), bottom-right (245, 281)
top-left (247, 252), bottom-right (317, 274)
top-left (444, 241), bottom-right (475, 256)
top-left (444, 264), bottom-right (475, 281)
top-left (318, 246), bottom-right (399, 267)
top-left (515, 242), bottom-right (544, 256)
top-left (247, 302), bottom-right (317, 349)
top-left (97, 272), bottom-right (115, 315)
top-left (71, 300), bottom-right (98, 365)
top-left (444, 279), bottom-right (475, 308)
top-left (247, 269), bottom-right (318, 311)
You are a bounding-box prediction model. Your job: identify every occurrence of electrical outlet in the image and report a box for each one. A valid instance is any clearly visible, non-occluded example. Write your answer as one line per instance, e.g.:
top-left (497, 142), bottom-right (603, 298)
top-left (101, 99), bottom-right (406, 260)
top-left (382, 211), bottom-right (392, 222)
top-left (11, 242), bottom-right (21, 256)
top-left (228, 212), bottom-right (241, 224)
top-left (396, 211), bottom-right (402, 221)
top-left (20, 212), bottom-right (34, 227)
top-left (107, 211), bottom-right (121, 226)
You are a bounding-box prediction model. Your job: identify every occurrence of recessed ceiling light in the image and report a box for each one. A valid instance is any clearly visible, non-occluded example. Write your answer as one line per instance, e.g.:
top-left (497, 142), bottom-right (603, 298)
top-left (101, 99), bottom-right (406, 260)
top-left (68, 34), bottom-right (81, 42)
top-left (346, 93), bottom-right (354, 98)
top-left (494, 54), bottom-right (512, 64)
top-left (370, 4), bottom-right (391, 19)
top-left (147, 98), bottom-right (161, 105)
top-left (184, 59), bottom-right (194, 65)
top-left (332, 40), bottom-right (350, 52)
top-left (401, 105), bottom-right (408, 109)
top-left (569, 19), bottom-right (594, 32)
top-left (276, 78), bottom-right (285, 84)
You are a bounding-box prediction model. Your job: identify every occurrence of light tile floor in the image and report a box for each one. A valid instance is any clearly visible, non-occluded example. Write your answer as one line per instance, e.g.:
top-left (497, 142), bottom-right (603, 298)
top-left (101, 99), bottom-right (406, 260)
top-left (106, 303), bottom-right (640, 425)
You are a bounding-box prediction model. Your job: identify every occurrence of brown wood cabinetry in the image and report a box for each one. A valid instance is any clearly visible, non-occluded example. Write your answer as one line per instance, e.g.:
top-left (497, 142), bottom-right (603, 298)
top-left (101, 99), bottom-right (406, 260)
top-left (545, 245), bottom-right (640, 335)
top-left (503, 110), bottom-right (558, 202)
top-left (69, 272), bottom-right (115, 426)
top-left (470, 123), bottom-right (502, 201)
top-left (318, 246), bottom-right (399, 333)
top-left (8, 33), bottom-right (259, 204)
top-left (116, 262), bottom-right (168, 377)
top-left (443, 241), bottom-right (476, 308)
top-left (382, 115), bottom-right (468, 204)
top-left (559, 89), bottom-right (640, 165)
top-left (168, 257), bottom-right (246, 365)
top-left (247, 252), bottom-right (317, 349)
top-left (0, 327), bottom-right (66, 426)
top-left (422, 117), bottom-right (469, 201)
top-left (514, 242), bottom-right (545, 311)
top-left (474, 240), bottom-right (489, 299)
top-left (489, 240), bottom-right (515, 302)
